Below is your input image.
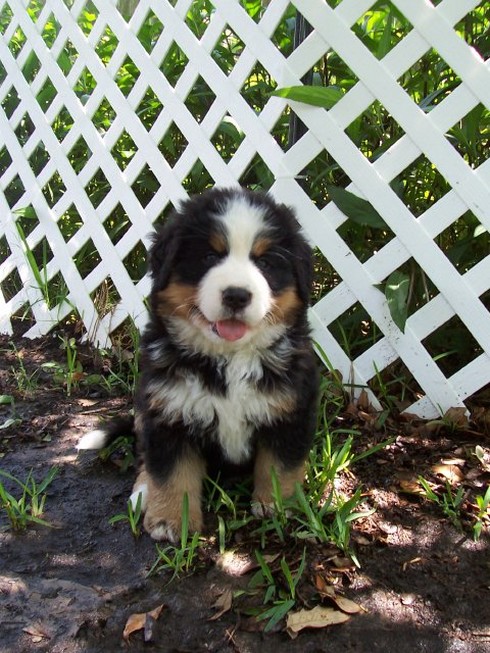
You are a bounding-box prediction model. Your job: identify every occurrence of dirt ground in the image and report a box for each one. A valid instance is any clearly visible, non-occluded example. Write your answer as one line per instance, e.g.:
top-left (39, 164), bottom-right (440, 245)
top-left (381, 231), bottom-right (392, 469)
top-left (0, 332), bottom-right (489, 653)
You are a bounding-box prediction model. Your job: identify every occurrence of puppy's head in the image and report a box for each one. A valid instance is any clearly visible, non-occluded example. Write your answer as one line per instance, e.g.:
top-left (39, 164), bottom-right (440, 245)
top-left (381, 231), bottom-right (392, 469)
top-left (149, 187), bottom-right (312, 349)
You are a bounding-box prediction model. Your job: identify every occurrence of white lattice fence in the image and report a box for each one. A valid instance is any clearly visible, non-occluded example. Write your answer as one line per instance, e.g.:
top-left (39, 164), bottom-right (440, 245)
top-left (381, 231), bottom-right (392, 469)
top-left (0, 0), bottom-right (489, 418)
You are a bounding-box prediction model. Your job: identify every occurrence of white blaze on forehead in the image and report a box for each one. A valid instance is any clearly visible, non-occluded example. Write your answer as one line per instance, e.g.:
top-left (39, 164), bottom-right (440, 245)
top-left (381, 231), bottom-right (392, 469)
top-left (197, 194), bottom-right (273, 326)
top-left (218, 195), bottom-right (270, 256)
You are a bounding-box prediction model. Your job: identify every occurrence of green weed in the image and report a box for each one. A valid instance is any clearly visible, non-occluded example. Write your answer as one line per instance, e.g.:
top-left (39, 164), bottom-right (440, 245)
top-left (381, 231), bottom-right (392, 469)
top-left (246, 548), bottom-right (306, 632)
top-left (418, 477), bottom-right (466, 530)
top-left (96, 324), bottom-right (141, 395)
top-left (98, 434), bottom-right (135, 473)
top-left (0, 394), bottom-right (21, 431)
top-left (472, 485), bottom-right (490, 541)
top-left (41, 341), bottom-right (83, 397)
top-left (109, 491), bottom-right (143, 538)
top-left (205, 475), bottom-right (254, 553)
top-left (0, 467), bottom-right (58, 531)
top-left (9, 342), bottom-right (40, 394)
top-left (148, 493), bottom-right (202, 581)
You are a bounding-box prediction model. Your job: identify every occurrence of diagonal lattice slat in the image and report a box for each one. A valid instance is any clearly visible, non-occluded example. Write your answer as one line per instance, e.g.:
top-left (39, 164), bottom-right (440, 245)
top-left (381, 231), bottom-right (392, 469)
top-left (0, 0), bottom-right (489, 418)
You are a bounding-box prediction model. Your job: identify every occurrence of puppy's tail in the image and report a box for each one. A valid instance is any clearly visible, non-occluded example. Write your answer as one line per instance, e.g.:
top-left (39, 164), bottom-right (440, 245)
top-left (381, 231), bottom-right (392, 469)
top-left (76, 415), bottom-right (135, 451)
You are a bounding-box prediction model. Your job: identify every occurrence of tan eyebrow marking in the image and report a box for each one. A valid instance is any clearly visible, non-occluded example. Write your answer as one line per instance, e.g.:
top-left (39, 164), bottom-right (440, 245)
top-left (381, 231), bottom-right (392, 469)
top-left (251, 236), bottom-right (273, 258)
top-left (209, 230), bottom-right (227, 253)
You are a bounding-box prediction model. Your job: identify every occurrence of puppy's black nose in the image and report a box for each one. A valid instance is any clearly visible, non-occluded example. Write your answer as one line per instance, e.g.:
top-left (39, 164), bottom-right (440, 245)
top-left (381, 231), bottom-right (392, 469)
top-left (222, 286), bottom-right (252, 311)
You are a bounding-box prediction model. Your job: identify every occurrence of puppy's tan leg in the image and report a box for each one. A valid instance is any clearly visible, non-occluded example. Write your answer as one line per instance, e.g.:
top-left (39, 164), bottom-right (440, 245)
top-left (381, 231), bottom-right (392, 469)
top-left (136, 452), bottom-right (206, 543)
top-left (251, 446), bottom-right (305, 517)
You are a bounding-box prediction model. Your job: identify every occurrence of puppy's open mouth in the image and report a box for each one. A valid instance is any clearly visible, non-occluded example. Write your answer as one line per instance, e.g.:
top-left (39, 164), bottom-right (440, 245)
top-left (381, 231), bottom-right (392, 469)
top-left (212, 319), bottom-right (249, 342)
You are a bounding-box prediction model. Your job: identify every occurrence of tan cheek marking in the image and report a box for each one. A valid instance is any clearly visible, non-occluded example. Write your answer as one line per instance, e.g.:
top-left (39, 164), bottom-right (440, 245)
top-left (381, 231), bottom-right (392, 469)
top-left (156, 281), bottom-right (197, 319)
top-left (138, 452), bottom-right (206, 536)
top-left (270, 286), bottom-right (303, 324)
top-left (252, 446), bottom-right (305, 506)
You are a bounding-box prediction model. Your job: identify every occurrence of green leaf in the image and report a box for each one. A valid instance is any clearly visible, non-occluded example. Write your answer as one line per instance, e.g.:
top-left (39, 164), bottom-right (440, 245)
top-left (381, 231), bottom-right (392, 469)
top-left (377, 11), bottom-right (394, 59)
top-left (0, 418), bottom-right (21, 430)
top-left (383, 271), bottom-right (410, 332)
top-left (36, 84), bottom-right (56, 111)
top-left (13, 206), bottom-right (37, 220)
top-left (271, 85), bottom-right (344, 109)
top-left (260, 599), bottom-right (296, 632)
top-left (327, 186), bottom-right (387, 229)
top-left (56, 51), bottom-right (72, 75)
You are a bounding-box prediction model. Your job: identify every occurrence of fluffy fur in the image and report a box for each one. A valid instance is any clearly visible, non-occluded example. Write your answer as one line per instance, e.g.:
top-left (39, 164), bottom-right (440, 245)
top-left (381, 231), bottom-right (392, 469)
top-left (78, 187), bottom-right (318, 542)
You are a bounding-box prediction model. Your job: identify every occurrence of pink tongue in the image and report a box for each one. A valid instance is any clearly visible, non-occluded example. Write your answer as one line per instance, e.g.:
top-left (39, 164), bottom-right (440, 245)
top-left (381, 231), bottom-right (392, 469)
top-left (215, 319), bottom-right (248, 341)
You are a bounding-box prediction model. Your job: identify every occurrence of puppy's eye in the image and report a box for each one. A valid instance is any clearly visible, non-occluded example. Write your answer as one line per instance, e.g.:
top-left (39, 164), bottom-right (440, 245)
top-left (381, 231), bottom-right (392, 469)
top-left (203, 251), bottom-right (221, 265)
top-left (255, 256), bottom-right (271, 272)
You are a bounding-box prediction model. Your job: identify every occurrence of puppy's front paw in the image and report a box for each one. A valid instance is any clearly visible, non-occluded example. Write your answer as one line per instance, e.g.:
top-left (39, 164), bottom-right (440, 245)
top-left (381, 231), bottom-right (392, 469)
top-left (143, 513), bottom-right (181, 543)
top-left (251, 495), bottom-right (292, 520)
top-left (142, 479), bottom-right (203, 543)
top-left (251, 499), bottom-right (275, 519)
top-left (143, 509), bottom-right (203, 543)
top-left (135, 453), bottom-right (205, 542)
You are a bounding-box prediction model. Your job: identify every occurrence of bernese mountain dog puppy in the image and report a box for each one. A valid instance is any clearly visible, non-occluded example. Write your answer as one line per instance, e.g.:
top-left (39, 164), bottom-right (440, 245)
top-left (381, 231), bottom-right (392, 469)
top-left (78, 187), bottom-right (318, 543)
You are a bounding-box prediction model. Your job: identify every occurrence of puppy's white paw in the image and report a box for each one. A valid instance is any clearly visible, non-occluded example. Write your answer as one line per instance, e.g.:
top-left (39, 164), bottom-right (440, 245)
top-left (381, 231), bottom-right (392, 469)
top-left (251, 500), bottom-right (292, 519)
top-left (148, 522), bottom-right (180, 544)
top-left (251, 500), bottom-right (275, 519)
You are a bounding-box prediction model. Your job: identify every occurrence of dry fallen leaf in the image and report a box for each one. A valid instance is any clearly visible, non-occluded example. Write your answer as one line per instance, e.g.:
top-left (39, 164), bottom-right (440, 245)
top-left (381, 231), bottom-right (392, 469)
top-left (358, 409), bottom-right (376, 424)
top-left (398, 478), bottom-right (424, 495)
top-left (357, 389), bottom-right (370, 411)
top-left (286, 606), bottom-right (350, 638)
top-left (432, 463), bottom-right (464, 483)
top-left (443, 407), bottom-right (469, 429)
top-left (331, 595), bottom-right (363, 614)
top-left (331, 555), bottom-right (354, 570)
top-left (217, 551), bottom-right (256, 576)
top-left (123, 604), bottom-right (165, 641)
top-left (23, 623), bottom-right (51, 643)
top-left (314, 574), bottom-right (336, 598)
top-left (441, 457), bottom-right (466, 467)
top-left (209, 589), bottom-right (233, 621)
top-left (400, 593), bottom-right (417, 606)
top-left (314, 575), bottom-right (364, 614)
top-left (402, 556), bottom-right (424, 571)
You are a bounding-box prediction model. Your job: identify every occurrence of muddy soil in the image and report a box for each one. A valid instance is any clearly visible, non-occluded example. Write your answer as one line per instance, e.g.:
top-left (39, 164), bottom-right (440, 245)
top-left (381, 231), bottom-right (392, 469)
top-left (0, 332), bottom-right (489, 653)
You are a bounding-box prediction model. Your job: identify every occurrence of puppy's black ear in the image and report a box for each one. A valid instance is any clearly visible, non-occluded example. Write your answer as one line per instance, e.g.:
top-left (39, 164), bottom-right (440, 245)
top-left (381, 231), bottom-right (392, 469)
top-left (147, 218), bottom-right (180, 289)
top-left (293, 235), bottom-right (314, 306)
top-left (277, 201), bottom-right (314, 306)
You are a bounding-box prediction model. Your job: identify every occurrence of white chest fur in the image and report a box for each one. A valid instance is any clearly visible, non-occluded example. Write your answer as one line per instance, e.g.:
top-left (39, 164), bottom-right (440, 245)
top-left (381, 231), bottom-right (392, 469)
top-left (147, 352), bottom-right (279, 464)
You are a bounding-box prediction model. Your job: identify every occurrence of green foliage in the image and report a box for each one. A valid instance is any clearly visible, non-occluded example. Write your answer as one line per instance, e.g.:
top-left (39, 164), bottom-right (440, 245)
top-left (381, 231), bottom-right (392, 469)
top-left (418, 477), bottom-right (466, 530)
top-left (0, 394), bottom-right (20, 431)
top-left (326, 186), bottom-right (387, 230)
top-left (148, 493), bottom-right (203, 581)
top-left (472, 485), bottom-right (490, 542)
top-left (247, 548), bottom-right (306, 632)
top-left (109, 492), bottom-right (143, 538)
top-left (272, 85), bottom-right (344, 110)
top-left (0, 467), bottom-right (58, 531)
top-left (98, 435), bottom-right (136, 473)
top-left (381, 271), bottom-right (410, 333)
top-left (9, 341), bottom-right (41, 394)
top-left (2, 2), bottom-right (488, 391)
